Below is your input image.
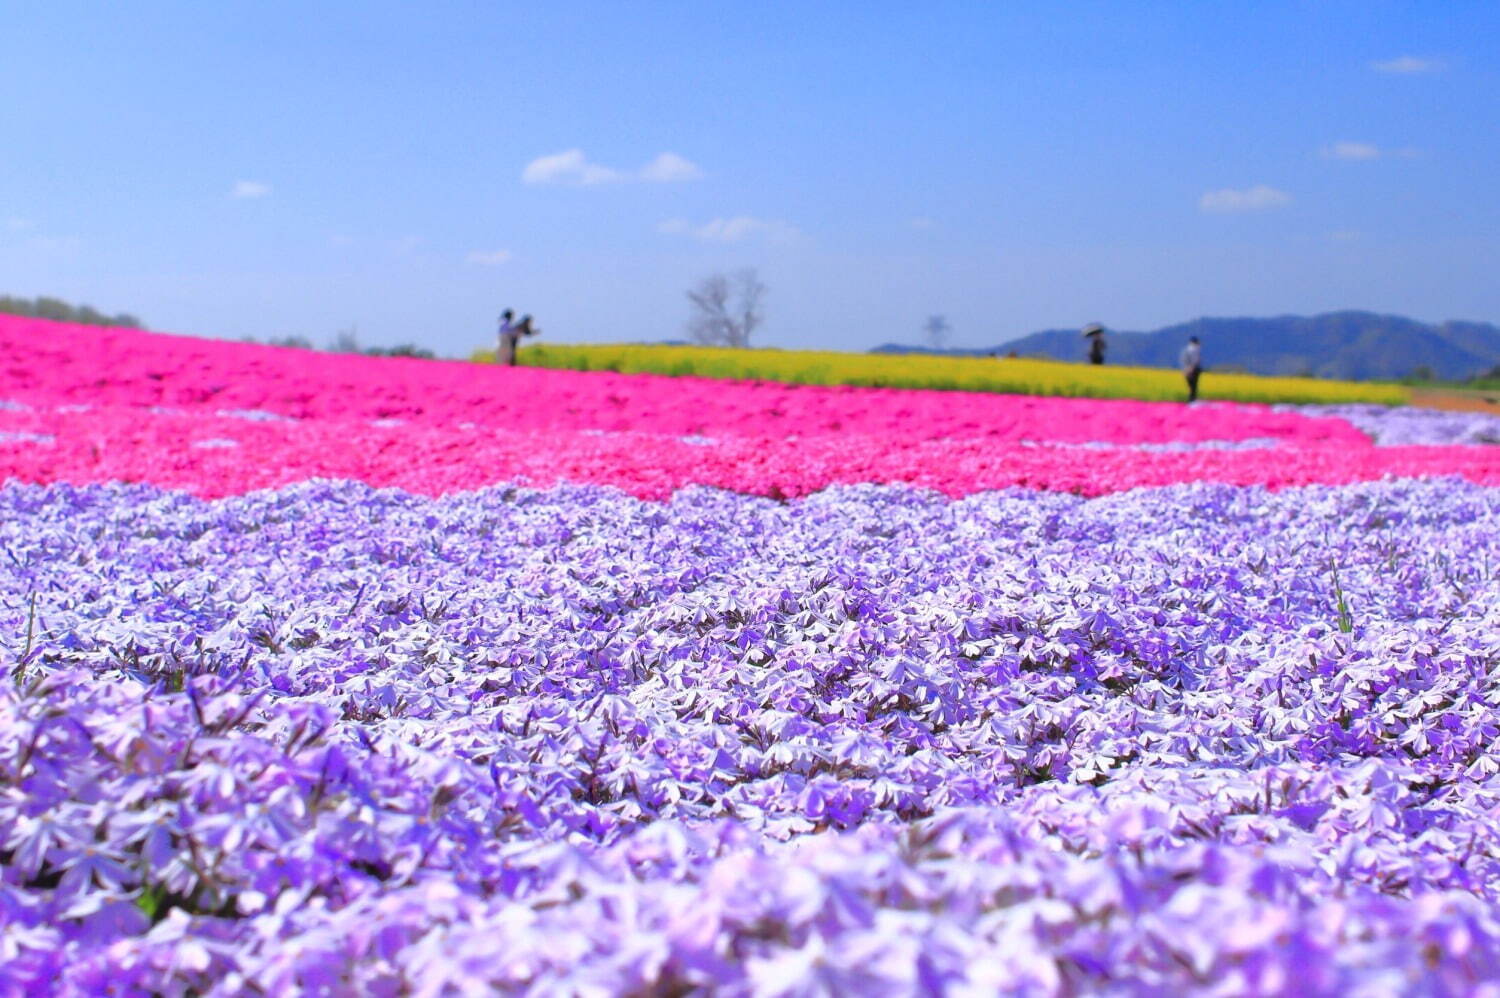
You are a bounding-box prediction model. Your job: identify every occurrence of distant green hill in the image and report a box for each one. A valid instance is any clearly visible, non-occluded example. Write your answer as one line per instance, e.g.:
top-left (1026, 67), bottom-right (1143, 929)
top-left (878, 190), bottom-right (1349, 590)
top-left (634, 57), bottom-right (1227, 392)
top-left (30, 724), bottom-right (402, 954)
top-left (873, 311), bottom-right (1500, 382)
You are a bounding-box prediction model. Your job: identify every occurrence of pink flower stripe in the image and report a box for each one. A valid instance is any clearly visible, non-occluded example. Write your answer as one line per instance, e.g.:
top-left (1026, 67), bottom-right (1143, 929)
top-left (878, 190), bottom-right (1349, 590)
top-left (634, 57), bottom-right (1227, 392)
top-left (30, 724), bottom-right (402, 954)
top-left (2, 400), bottom-right (1498, 500)
top-left (3, 315), bottom-right (1495, 498)
top-left (9, 315), bottom-right (1363, 444)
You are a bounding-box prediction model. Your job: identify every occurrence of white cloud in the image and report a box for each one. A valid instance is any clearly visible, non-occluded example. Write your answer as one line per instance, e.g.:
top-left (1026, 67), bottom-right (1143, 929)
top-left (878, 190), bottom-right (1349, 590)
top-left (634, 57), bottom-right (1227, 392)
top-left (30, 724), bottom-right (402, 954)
top-left (1198, 185), bottom-right (1291, 214)
top-left (1323, 141), bottom-right (1382, 161)
top-left (231, 180), bottom-right (271, 199)
top-left (638, 152), bottom-right (703, 182)
top-left (522, 149), bottom-right (703, 186)
top-left (466, 249), bottom-right (513, 266)
top-left (1330, 229), bottom-right (1361, 242)
top-left (657, 216), bottom-right (798, 243)
top-left (1371, 55), bottom-right (1444, 74)
top-left (5, 218), bottom-right (32, 232)
top-left (522, 149), bottom-right (622, 186)
top-left (909, 216), bottom-right (936, 230)
top-left (1320, 142), bottom-right (1424, 161)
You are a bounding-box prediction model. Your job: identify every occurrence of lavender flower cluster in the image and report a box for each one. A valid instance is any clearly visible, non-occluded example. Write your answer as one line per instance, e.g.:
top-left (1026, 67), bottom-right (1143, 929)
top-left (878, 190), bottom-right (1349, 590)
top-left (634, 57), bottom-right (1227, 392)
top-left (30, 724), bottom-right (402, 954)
top-left (1292, 403), bottom-right (1500, 446)
top-left (3, 478), bottom-right (1500, 994)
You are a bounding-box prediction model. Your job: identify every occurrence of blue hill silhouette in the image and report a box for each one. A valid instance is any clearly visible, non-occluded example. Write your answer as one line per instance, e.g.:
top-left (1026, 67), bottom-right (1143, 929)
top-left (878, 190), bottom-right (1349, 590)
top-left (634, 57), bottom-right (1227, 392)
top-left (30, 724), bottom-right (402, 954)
top-left (872, 311), bottom-right (1500, 381)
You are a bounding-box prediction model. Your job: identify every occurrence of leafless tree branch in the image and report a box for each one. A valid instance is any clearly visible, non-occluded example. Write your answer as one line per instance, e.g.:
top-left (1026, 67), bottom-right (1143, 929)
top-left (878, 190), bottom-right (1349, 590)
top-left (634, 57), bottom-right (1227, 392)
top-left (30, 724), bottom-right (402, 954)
top-left (686, 269), bottom-right (764, 348)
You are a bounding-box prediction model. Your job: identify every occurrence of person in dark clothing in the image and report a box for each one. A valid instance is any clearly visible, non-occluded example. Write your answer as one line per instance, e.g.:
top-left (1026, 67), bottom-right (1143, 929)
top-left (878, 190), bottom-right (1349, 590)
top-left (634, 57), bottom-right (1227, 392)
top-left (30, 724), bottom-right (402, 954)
top-left (1180, 335), bottom-right (1203, 402)
top-left (1083, 323), bottom-right (1106, 365)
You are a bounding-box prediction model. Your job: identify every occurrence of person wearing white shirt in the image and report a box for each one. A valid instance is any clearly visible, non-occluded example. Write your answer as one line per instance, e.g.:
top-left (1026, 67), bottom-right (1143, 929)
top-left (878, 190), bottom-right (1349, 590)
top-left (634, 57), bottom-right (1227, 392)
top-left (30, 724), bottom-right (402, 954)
top-left (1180, 336), bottom-right (1203, 402)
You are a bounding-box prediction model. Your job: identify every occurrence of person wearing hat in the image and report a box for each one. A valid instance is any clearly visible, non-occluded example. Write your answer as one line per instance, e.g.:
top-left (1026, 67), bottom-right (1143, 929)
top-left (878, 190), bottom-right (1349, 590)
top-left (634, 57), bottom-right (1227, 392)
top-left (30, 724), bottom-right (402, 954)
top-left (1082, 323), bottom-right (1106, 365)
top-left (1180, 335), bottom-right (1203, 402)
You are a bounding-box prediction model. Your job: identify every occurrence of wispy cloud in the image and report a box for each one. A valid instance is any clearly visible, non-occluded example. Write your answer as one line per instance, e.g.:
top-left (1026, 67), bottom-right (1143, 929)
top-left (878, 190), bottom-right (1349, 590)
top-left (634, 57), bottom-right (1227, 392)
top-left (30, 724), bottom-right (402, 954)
top-left (1198, 185), bottom-right (1291, 214)
top-left (231, 180), bottom-right (271, 199)
top-left (657, 216), bottom-right (799, 243)
top-left (466, 249), bottom-right (513, 266)
top-left (909, 216), bottom-right (936, 230)
top-left (522, 150), bottom-right (620, 186)
top-left (1320, 141), bottom-right (1422, 161)
top-left (1330, 230), bottom-right (1361, 242)
top-left (5, 218), bottom-right (32, 232)
top-left (1371, 55), bottom-right (1444, 74)
top-left (522, 149), bottom-right (703, 186)
top-left (638, 152), bottom-right (703, 183)
top-left (1322, 141), bottom-right (1382, 161)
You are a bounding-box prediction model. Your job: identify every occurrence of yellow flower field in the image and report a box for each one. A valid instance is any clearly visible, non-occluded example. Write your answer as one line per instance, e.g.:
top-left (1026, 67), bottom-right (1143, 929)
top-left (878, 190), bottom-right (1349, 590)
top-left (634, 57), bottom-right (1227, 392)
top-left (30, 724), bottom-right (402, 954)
top-left (478, 342), bottom-right (1409, 406)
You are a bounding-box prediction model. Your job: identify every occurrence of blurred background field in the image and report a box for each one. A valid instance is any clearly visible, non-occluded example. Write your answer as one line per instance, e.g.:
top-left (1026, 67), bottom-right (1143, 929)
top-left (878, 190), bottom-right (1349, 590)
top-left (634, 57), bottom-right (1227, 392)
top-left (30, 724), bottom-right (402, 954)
top-left (477, 342), bottom-right (1410, 406)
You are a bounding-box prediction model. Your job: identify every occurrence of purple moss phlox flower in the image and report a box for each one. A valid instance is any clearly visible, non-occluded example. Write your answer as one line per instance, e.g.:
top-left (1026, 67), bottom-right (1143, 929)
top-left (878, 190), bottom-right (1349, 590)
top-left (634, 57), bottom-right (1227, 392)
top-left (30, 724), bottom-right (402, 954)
top-left (0, 476), bottom-right (1497, 992)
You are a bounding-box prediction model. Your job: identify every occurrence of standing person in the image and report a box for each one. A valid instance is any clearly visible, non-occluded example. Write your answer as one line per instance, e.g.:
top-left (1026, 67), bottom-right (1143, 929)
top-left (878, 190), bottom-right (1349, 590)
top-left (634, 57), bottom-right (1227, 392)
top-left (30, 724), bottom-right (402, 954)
top-left (498, 313), bottom-right (541, 366)
top-left (1083, 323), bottom-right (1106, 365)
top-left (1180, 335), bottom-right (1203, 402)
top-left (496, 309), bottom-right (517, 365)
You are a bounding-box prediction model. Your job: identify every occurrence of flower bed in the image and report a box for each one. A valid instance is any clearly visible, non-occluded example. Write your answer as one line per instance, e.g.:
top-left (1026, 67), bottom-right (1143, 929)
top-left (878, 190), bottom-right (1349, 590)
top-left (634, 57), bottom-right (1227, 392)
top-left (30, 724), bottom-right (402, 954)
top-left (1, 400), bottom-right (1498, 499)
top-left (2, 478), bottom-right (1499, 992)
top-left (3, 314), bottom-right (1374, 441)
top-left (4, 316), bottom-right (1500, 993)
top-left (1, 316), bottom-right (1496, 499)
top-left (1294, 403), bottom-right (1500, 446)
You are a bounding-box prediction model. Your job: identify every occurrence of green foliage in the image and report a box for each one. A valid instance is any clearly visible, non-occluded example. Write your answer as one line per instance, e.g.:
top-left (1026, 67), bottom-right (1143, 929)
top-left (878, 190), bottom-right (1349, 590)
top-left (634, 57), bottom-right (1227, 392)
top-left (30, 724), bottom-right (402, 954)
top-left (0, 294), bottom-right (142, 329)
top-left (364, 343), bottom-right (436, 359)
top-left (262, 335), bottom-right (315, 350)
top-left (11, 591), bottom-right (36, 685)
top-left (1465, 364), bottom-right (1500, 392)
top-left (240, 333), bottom-right (436, 359)
top-left (1330, 560), bottom-right (1354, 634)
top-left (136, 883), bottom-right (168, 922)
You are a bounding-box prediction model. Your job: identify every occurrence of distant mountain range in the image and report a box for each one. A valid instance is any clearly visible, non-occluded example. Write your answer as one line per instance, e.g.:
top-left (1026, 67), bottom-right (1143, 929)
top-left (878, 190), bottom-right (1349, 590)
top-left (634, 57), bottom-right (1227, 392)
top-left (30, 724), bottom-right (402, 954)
top-left (871, 312), bottom-right (1500, 382)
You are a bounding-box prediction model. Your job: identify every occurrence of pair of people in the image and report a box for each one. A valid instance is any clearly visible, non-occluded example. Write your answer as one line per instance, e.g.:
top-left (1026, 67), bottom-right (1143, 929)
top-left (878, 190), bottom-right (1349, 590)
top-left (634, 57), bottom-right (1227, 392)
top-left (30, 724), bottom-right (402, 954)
top-left (496, 309), bottom-right (539, 366)
top-left (1083, 324), bottom-right (1204, 401)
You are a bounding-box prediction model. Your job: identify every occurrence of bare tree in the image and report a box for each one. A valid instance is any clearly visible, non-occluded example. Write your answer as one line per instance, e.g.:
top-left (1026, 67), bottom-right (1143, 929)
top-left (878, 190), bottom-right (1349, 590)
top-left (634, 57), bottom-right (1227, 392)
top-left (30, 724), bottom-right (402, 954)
top-left (329, 323), bottom-right (360, 353)
top-left (923, 314), bottom-right (951, 350)
top-left (686, 269), bottom-right (765, 348)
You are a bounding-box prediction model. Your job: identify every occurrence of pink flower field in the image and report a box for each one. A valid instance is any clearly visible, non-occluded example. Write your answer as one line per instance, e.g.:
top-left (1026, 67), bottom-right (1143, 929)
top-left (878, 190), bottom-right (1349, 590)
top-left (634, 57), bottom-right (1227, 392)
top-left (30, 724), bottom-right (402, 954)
top-left (1, 315), bottom-right (1496, 499)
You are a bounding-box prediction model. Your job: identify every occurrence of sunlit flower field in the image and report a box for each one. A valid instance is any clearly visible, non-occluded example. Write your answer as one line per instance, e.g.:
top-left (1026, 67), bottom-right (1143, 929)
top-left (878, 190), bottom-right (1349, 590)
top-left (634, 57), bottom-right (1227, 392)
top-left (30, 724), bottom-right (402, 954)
top-left (3, 316), bottom-right (1500, 994)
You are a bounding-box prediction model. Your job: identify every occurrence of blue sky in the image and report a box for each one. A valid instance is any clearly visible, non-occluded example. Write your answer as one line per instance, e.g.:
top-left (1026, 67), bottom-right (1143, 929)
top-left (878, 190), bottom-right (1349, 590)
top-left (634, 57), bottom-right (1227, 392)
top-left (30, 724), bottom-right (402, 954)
top-left (3, 1), bottom-right (1496, 354)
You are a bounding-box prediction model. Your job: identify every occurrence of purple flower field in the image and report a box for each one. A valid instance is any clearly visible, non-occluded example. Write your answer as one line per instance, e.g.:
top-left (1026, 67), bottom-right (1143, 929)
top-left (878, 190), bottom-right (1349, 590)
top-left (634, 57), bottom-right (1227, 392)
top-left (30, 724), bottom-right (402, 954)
top-left (3, 476), bottom-right (1499, 994)
top-left (1292, 404), bottom-right (1500, 447)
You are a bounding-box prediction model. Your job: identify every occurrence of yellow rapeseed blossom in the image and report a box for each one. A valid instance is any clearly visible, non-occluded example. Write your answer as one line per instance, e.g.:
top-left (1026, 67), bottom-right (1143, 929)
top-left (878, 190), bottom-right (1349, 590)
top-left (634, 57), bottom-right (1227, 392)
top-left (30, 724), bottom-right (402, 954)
top-left (477, 343), bottom-right (1409, 406)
